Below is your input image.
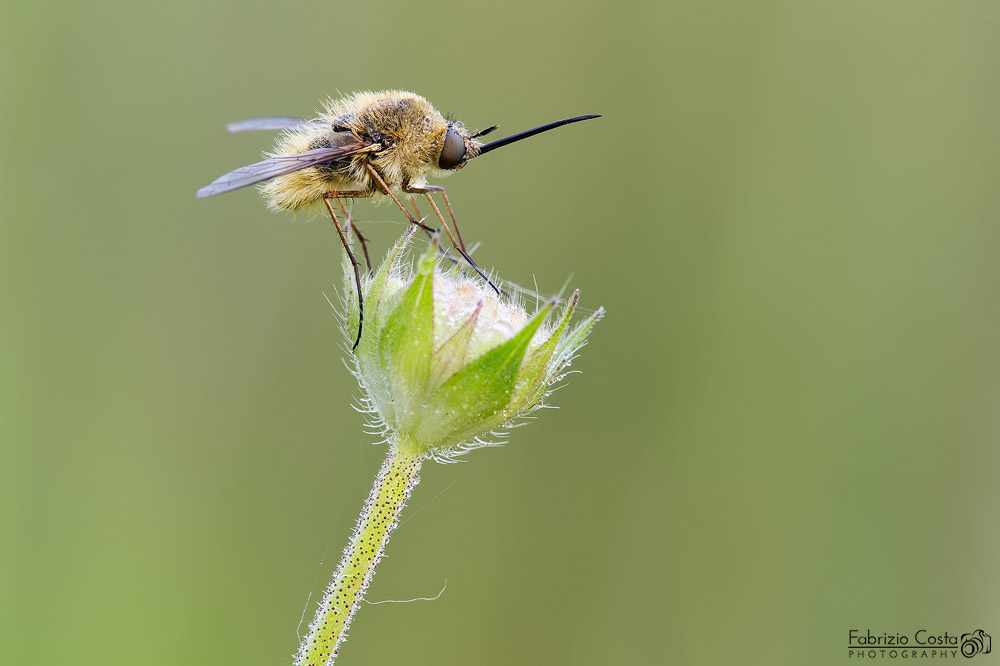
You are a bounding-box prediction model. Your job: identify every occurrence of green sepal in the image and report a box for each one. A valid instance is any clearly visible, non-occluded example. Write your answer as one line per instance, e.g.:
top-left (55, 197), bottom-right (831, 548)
top-left (548, 306), bottom-right (604, 382)
top-left (364, 229), bottom-right (415, 347)
top-left (417, 302), bottom-right (552, 449)
top-left (378, 243), bottom-right (436, 427)
top-left (507, 291), bottom-right (579, 413)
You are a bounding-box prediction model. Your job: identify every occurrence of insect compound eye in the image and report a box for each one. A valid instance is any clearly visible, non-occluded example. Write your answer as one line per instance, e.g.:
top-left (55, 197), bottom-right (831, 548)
top-left (438, 128), bottom-right (467, 170)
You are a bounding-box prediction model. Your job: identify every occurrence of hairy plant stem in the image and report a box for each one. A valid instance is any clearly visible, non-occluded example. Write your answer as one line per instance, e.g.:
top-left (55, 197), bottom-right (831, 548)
top-left (295, 442), bottom-right (425, 666)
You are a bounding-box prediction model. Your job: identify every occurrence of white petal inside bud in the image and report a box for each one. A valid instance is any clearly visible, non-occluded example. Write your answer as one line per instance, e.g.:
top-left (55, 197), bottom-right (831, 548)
top-left (433, 275), bottom-right (535, 357)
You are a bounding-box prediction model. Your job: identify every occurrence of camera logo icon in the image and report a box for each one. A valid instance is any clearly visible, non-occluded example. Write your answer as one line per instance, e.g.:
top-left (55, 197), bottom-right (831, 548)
top-left (961, 630), bottom-right (991, 658)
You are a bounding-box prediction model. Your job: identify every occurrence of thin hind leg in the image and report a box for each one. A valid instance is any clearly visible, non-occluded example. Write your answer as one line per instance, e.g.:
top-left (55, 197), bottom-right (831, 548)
top-left (333, 198), bottom-right (372, 274)
top-left (322, 191), bottom-right (368, 350)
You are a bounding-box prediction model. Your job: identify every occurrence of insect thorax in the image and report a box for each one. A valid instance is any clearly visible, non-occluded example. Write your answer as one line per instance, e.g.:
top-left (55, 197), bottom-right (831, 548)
top-left (346, 93), bottom-right (449, 188)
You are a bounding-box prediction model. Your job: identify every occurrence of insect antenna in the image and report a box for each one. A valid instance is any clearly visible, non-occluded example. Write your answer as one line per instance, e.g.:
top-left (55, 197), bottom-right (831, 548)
top-left (470, 125), bottom-right (499, 139)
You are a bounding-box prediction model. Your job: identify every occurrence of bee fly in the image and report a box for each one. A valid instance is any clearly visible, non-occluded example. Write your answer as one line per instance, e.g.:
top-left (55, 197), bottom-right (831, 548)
top-left (197, 90), bottom-right (599, 350)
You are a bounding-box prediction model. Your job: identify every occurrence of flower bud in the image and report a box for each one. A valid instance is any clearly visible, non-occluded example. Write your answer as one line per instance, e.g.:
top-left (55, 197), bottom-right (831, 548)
top-left (345, 232), bottom-right (602, 460)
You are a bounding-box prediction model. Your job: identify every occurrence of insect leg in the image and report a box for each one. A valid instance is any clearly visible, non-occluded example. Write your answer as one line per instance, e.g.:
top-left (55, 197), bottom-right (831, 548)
top-left (334, 198), bottom-right (372, 274)
top-left (407, 193), bottom-right (442, 245)
top-left (407, 194), bottom-right (423, 222)
top-left (419, 185), bottom-right (466, 253)
top-left (323, 193), bottom-right (365, 351)
top-left (364, 164), bottom-right (437, 234)
top-left (404, 184), bottom-right (502, 297)
top-left (407, 193), bottom-right (467, 267)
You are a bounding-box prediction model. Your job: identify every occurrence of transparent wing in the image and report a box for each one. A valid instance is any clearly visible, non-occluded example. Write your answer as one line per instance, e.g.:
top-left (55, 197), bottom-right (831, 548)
top-left (226, 116), bottom-right (315, 132)
top-left (196, 139), bottom-right (373, 198)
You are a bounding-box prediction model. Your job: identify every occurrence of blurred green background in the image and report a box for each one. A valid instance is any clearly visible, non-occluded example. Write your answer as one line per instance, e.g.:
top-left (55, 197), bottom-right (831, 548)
top-left (3, 1), bottom-right (998, 664)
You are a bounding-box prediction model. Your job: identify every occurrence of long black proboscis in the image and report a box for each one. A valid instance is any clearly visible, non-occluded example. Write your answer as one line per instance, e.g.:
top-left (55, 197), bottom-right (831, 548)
top-left (476, 114), bottom-right (601, 156)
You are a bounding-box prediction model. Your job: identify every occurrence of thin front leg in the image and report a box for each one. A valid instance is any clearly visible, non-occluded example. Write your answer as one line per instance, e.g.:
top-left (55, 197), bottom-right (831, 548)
top-left (407, 192), bottom-right (446, 248)
top-left (419, 185), bottom-right (466, 253)
top-left (407, 194), bottom-right (423, 222)
top-left (403, 183), bottom-right (502, 296)
top-left (364, 164), bottom-right (437, 234)
top-left (407, 193), bottom-right (463, 266)
top-left (323, 193), bottom-right (365, 351)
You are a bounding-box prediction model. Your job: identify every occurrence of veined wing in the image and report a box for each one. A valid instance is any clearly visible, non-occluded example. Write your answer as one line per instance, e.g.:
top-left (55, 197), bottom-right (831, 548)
top-left (196, 138), bottom-right (374, 198)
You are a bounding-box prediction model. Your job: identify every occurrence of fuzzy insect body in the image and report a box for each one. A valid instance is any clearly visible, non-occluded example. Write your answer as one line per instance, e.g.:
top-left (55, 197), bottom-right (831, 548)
top-left (197, 89), bottom-right (599, 350)
top-left (261, 91), bottom-right (482, 211)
